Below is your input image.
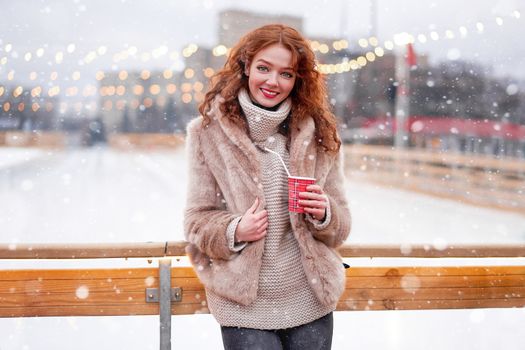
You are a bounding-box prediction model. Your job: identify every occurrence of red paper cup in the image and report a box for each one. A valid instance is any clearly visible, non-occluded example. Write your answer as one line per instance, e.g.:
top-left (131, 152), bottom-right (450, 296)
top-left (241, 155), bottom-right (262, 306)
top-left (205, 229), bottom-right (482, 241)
top-left (288, 176), bottom-right (315, 213)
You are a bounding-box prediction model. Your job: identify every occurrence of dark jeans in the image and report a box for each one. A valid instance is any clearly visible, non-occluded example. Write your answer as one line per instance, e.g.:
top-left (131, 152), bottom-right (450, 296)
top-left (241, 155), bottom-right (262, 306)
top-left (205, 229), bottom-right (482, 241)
top-left (221, 312), bottom-right (333, 350)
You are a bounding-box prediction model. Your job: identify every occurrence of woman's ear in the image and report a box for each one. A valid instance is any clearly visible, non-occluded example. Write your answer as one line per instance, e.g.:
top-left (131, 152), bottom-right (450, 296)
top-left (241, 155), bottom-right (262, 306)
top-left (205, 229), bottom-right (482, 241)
top-left (244, 61), bottom-right (250, 76)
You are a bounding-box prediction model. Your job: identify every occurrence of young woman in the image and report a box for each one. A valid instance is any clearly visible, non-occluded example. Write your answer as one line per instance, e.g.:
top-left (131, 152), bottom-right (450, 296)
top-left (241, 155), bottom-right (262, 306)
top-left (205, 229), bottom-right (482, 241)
top-left (184, 24), bottom-right (351, 350)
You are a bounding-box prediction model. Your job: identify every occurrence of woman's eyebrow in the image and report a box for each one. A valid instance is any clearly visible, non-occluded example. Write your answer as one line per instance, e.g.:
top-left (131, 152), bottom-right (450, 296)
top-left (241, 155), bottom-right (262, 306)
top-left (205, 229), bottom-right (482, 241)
top-left (255, 58), bottom-right (294, 70)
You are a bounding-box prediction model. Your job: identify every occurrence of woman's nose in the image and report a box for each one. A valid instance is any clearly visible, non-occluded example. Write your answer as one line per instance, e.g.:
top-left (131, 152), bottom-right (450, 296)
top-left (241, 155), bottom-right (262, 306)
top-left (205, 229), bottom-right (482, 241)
top-left (266, 72), bottom-right (278, 86)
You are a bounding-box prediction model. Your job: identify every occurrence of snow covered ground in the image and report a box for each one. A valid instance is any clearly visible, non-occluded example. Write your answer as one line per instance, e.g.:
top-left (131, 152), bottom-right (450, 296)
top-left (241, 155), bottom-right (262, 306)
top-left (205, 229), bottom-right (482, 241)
top-left (1, 146), bottom-right (524, 349)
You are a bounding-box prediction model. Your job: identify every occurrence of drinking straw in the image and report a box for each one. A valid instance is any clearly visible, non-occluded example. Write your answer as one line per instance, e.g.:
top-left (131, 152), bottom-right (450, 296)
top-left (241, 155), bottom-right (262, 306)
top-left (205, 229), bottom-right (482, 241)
top-left (263, 147), bottom-right (291, 177)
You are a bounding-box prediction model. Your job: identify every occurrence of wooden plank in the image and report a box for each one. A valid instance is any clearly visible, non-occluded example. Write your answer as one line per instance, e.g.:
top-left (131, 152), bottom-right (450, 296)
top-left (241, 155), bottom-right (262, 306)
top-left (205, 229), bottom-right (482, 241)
top-left (1, 265), bottom-right (524, 317)
top-left (2, 242), bottom-right (525, 259)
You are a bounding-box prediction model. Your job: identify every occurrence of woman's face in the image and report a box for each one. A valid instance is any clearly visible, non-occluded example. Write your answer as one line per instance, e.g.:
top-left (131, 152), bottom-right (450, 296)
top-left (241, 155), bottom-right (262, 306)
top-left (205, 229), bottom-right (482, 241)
top-left (245, 44), bottom-right (296, 108)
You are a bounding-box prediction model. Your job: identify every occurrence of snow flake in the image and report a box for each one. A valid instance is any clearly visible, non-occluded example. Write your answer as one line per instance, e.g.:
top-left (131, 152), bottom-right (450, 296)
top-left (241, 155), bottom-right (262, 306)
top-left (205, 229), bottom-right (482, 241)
top-left (75, 285), bottom-right (89, 299)
top-left (144, 276), bottom-right (155, 287)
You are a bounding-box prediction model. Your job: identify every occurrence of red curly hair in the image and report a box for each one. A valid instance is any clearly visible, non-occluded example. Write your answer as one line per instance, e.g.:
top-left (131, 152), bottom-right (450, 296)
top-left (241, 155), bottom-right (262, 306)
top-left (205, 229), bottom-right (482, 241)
top-left (198, 24), bottom-right (341, 153)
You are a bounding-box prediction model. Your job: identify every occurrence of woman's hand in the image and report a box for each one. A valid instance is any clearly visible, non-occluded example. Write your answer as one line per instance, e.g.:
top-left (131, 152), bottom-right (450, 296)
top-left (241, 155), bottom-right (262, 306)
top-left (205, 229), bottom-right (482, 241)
top-left (299, 184), bottom-right (327, 221)
top-left (235, 197), bottom-right (268, 243)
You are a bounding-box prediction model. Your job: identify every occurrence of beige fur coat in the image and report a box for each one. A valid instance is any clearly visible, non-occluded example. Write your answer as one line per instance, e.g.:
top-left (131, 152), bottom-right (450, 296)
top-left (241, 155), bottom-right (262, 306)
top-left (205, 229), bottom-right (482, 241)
top-left (184, 99), bottom-right (351, 308)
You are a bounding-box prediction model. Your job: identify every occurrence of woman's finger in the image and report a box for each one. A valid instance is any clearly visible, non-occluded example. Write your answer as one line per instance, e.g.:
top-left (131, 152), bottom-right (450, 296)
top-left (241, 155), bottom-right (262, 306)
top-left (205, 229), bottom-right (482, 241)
top-left (306, 184), bottom-right (323, 193)
top-left (246, 197), bottom-right (259, 214)
top-left (299, 199), bottom-right (327, 209)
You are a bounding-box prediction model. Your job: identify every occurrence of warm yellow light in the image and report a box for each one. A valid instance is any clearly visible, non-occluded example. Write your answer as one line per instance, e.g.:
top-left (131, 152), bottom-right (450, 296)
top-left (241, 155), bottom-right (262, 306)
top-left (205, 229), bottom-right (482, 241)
top-left (184, 68), bottom-right (195, 79)
top-left (18, 103), bottom-right (25, 112)
top-left (356, 56), bottom-right (367, 67)
top-left (459, 26), bottom-right (468, 37)
top-left (84, 51), bottom-right (97, 64)
top-left (213, 45), bottom-right (228, 56)
top-left (194, 92), bottom-right (205, 103)
top-left (83, 85), bottom-right (97, 97)
top-left (29, 72), bottom-right (38, 80)
top-left (116, 85), bottom-right (126, 96)
top-left (149, 84), bottom-right (161, 95)
top-left (141, 52), bottom-right (151, 62)
top-left (349, 60), bottom-right (359, 70)
top-left (107, 86), bottom-right (116, 96)
top-left (204, 67), bottom-right (215, 78)
top-left (96, 71), bottom-right (105, 81)
top-left (374, 47), bottom-right (385, 57)
top-left (340, 40), bottom-right (349, 49)
top-left (116, 100), bottom-right (126, 110)
top-left (103, 100), bottom-right (113, 111)
top-left (50, 71), bottom-right (58, 81)
top-left (13, 86), bottom-right (23, 98)
top-left (365, 52), bottom-right (376, 62)
top-left (384, 41), bottom-right (394, 50)
top-left (3, 102), bottom-right (10, 112)
top-left (163, 70), bottom-right (173, 79)
top-left (358, 38), bottom-right (368, 48)
top-left (333, 41), bottom-right (342, 51)
top-left (319, 44), bottom-right (329, 54)
top-left (1, 57), bottom-right (7, 65)
top-left (32, 103), bottom-right (40, 112)
top-left (99, 86), bottom-right (107, 97)
top-left (31, 86), bottom-right (42, 97)
top-left (445, 30), bottom-right (455, 39)
top-left (7, 70), bottom-right (15, 81)
top-left (133, 85), bottom-right (144, 95)
top-left (36, 48), bottom-right (44, 57)
top-left (66, 87), bottom-right (78, 96)
top-left (67, 44), bottom-right (76, 53)
top-left (127, 46), bottom-right (137, 56)
top-left (24, 52), bottom-right (32, 62)
top-left (193, 81), bottom-right (204, 92)
top-left (118, 70), bottom-right (128, 80)
top-left (141, 70), bottom-right (151, 80)
top-left (182, 93), bottom-right (192, 104)
top-left (55, 51), bottom-right (64, 64)
top-left (417, 34), bottom-right (427, 43)
top-left (5, 44), bottom-right (12, 53)
top-left (166, 84), bottom-right (177, 94)
top-left (181, 83), bottom-right (192, 93)
top-left (131, 99), bottom-right (140, 109)
top-left (0, 86), bottom-right (4, 96)
top-left (476, 22), bottom-right (484, 32)
top-left (310, 40), bottom-right (320, 51)
top-left (430, 31), bottom-right (439, 40)
top-left (48, 86), bottom-right (60, 97)
top-left (369, 37), bottom-right (379, 46)
top-left (72, 71), bottom-right (81, 81)
top-left (143, 97), bottom-right (153, 108)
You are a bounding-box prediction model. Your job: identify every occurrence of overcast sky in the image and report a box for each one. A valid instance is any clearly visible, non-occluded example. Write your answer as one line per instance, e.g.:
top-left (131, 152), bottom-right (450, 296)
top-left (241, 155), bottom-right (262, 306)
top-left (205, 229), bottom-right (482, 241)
top-left (1, 0), bottom-right (524, 83)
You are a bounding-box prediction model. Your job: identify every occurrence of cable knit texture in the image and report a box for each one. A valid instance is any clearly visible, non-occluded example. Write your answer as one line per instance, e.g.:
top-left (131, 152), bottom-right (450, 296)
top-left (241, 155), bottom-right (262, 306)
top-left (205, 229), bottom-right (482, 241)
top-left (207, 90), bottom-right (333, 329)
top-left (184, 93), bottom-right (351, 331)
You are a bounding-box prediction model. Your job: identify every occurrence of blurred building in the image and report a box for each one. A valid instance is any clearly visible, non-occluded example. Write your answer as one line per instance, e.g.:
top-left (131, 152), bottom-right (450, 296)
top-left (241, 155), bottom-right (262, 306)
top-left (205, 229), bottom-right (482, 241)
top-left (0, 83), bottom-right (59, 131)
top-left (98, 69), bottom-right (184, 133)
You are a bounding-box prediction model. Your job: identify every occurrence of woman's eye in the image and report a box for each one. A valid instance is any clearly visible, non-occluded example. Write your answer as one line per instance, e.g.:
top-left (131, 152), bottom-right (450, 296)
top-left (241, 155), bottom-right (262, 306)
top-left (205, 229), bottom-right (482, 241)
top-left (256, 66), bottom-right (269, 72)
top-left (281, 72), bottom-right (294, 79)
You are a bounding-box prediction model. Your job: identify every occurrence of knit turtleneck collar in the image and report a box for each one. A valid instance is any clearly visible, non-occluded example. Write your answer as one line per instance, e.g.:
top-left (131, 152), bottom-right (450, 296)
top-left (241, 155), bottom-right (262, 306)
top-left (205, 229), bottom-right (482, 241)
top-left (238, 88), bottom-right (291, 143)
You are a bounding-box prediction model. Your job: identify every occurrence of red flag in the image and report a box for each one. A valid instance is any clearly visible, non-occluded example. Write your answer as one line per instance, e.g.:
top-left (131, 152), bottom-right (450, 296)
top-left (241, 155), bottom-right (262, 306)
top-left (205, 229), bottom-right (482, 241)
top-left (406, 43), bottom-right (417, 67)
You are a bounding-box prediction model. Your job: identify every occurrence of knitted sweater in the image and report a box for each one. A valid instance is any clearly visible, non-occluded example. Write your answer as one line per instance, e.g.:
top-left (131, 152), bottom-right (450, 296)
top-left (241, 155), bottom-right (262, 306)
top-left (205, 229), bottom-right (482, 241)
top-left (205, 89), bottom-right (334, 329)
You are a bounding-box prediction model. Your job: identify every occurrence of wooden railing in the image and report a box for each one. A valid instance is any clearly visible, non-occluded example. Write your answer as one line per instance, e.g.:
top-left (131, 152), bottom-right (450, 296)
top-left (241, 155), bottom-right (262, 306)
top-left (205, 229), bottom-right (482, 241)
top-left (0, 131), bottom-right (66, 148)
top-left (1, 241), bottom-right (525, 318)
top-left (344, 145), bottom-right (525, 214)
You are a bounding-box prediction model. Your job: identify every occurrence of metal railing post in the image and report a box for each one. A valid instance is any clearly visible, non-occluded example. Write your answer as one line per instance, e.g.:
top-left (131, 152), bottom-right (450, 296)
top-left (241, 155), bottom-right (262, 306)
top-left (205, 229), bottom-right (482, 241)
top-left (159, 258), bottom-right (172, 350)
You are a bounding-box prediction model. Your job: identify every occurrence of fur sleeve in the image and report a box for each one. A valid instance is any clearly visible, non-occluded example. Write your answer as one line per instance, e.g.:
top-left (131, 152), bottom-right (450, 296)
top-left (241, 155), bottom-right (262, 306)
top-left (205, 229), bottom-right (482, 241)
top-left (183, 118), bottom-right (238, 260)
top-left (306, 147), bottom-right (351, 247)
